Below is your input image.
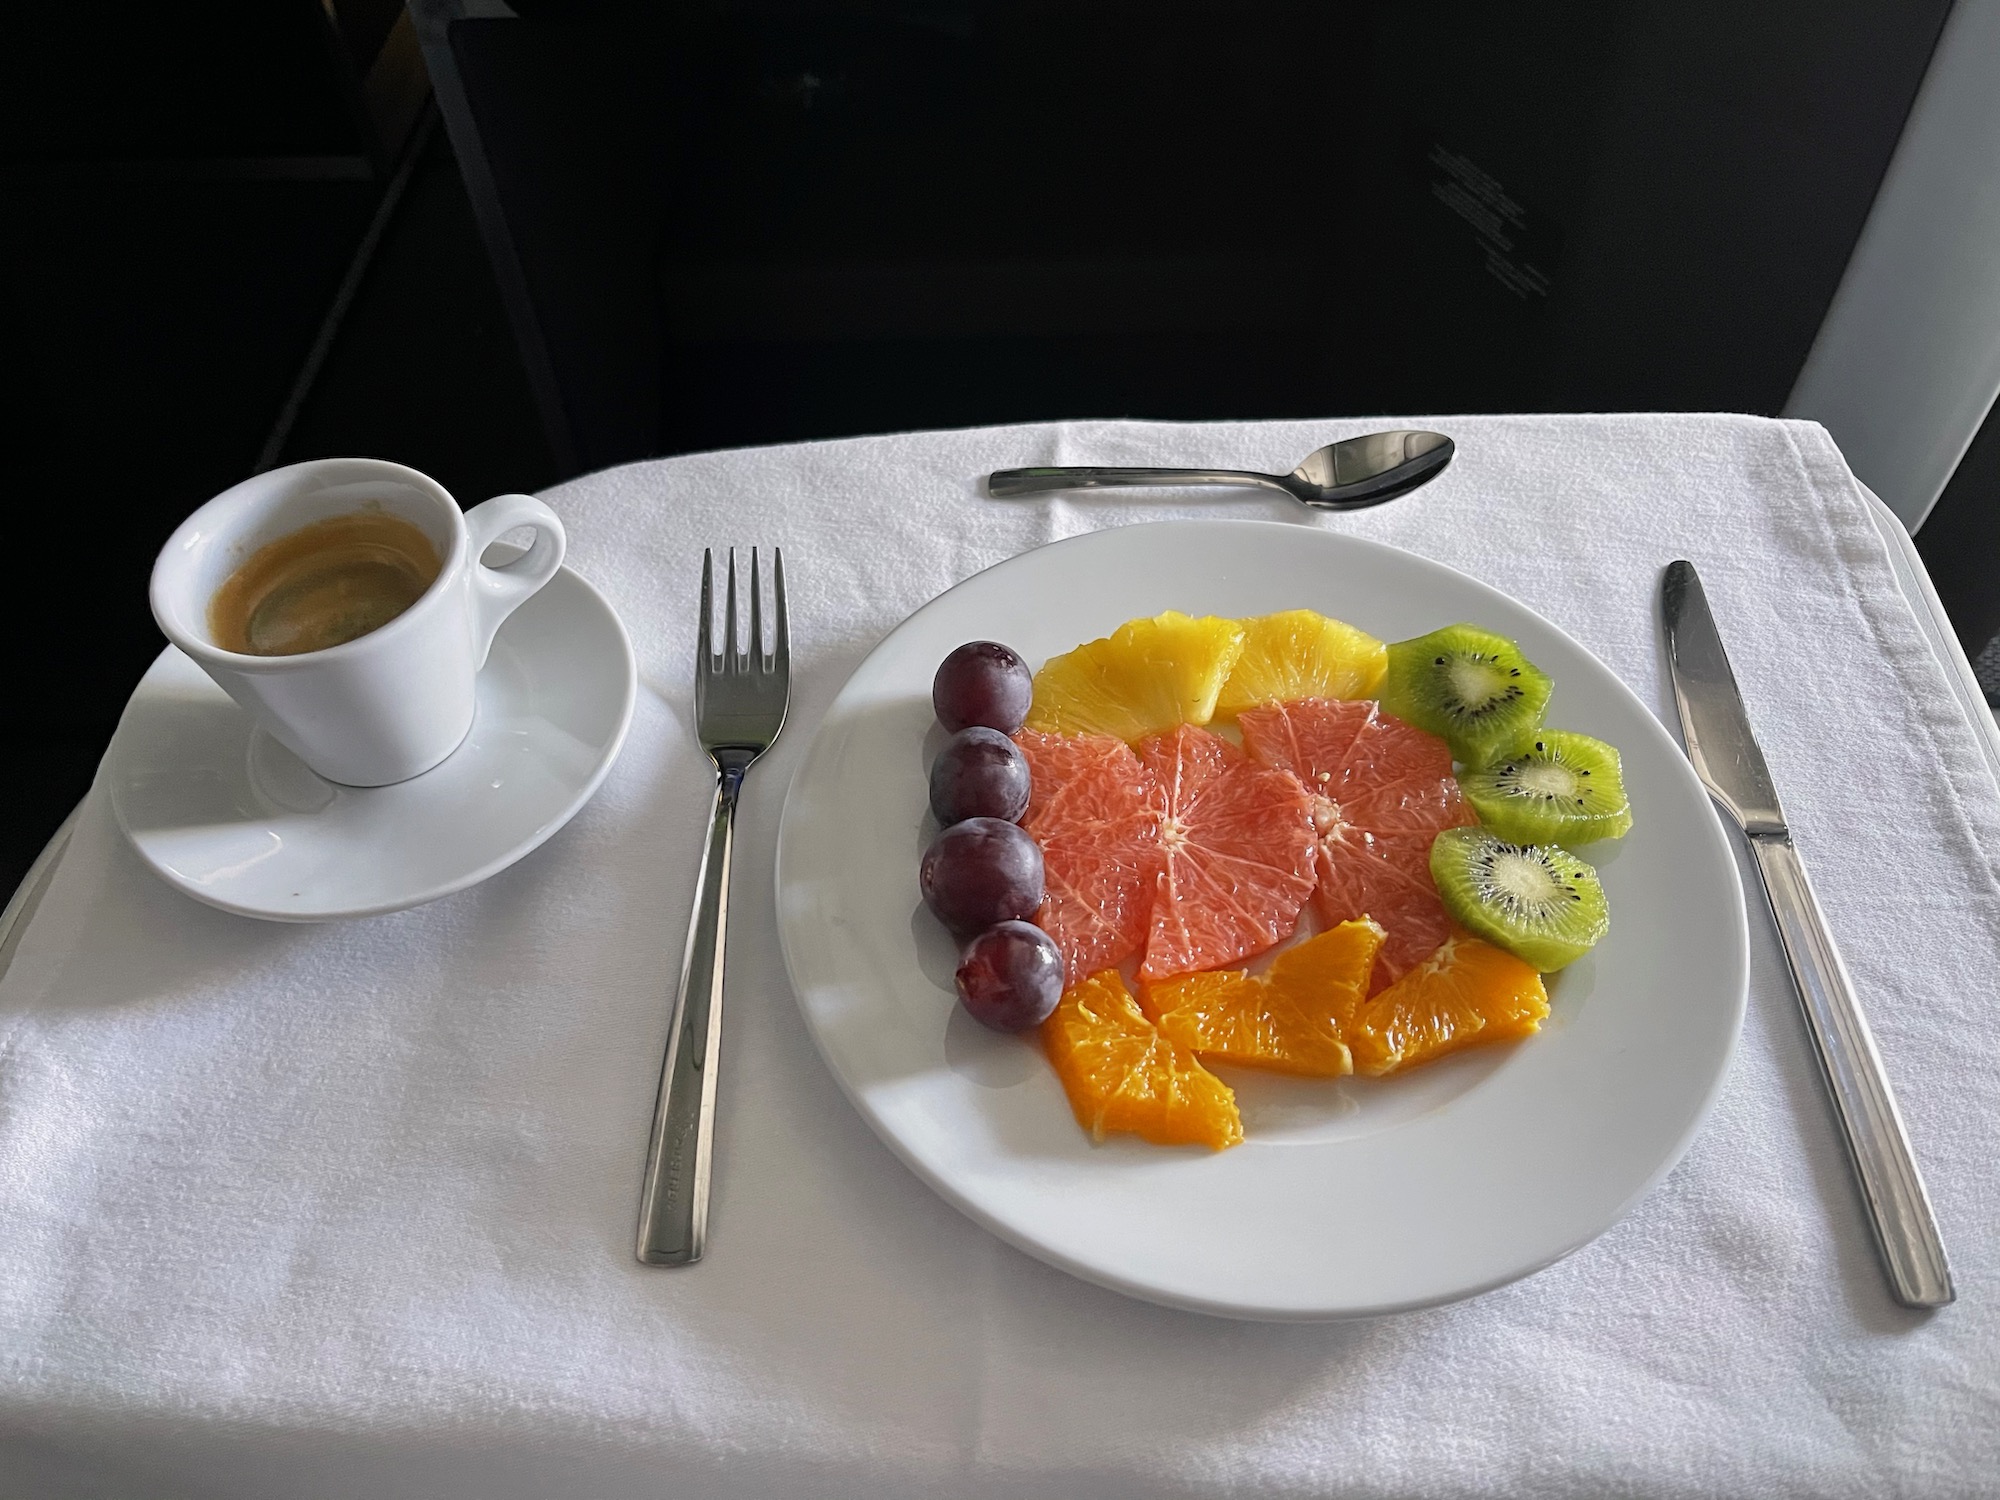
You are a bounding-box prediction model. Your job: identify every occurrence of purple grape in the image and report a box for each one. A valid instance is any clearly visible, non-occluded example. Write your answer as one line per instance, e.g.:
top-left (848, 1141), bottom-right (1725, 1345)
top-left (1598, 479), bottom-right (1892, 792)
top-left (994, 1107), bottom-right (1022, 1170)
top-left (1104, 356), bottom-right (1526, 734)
top-left (956, 921), bottom-right (1064, 1032)
top-left (920, 817), bottom-right (1043, 936)
top-left (930, 727), bottom-right (1032, 825)
top-left (933, 641), bottom-right (1032, 734)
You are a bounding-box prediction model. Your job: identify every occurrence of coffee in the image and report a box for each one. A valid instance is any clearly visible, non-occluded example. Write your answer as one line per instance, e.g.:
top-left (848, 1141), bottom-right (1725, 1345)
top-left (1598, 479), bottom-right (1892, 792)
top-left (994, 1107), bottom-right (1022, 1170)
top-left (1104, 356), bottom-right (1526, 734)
top-left (208, 511), bottom-right (442, 656)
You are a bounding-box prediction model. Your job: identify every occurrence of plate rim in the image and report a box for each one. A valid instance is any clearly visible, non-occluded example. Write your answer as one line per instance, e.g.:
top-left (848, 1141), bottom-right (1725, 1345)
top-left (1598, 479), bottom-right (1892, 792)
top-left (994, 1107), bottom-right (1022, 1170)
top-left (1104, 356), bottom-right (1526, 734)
top-left (775, 518), bottom-right (1749, 1319)
top-left (108, 561), bottom-right (638, 923)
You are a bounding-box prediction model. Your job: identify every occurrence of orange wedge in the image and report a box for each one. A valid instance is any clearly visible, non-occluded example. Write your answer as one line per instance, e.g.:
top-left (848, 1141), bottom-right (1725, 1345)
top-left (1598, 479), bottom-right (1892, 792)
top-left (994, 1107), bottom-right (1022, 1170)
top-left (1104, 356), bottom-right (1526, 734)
top-left (1142, 918), bottom-right (1384, 1076)
top-left (1345, 931), bottom-right (1549, 1076)
top-left (1041, 971), bottom-right (1243, 1150)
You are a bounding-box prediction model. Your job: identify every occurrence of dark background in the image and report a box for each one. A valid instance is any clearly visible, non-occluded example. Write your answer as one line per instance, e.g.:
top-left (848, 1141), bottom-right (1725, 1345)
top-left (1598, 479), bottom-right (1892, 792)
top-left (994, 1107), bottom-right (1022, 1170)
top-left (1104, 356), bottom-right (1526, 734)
top-left (4, 0), bottom-right (1994, 897)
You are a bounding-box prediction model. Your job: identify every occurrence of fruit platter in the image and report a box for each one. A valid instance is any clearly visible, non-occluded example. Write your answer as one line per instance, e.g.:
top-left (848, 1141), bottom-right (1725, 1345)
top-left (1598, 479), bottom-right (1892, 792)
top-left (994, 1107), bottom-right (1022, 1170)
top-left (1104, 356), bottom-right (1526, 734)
top-left (776, 521), bottom-right (1748, 1319)
top-left (916, 609), bottom-right (1630, 1153)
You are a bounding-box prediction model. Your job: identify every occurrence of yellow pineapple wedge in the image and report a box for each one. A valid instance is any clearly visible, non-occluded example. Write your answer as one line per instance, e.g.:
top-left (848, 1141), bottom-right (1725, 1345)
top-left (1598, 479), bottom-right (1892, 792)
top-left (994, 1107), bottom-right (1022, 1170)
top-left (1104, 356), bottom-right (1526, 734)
top-left (1213, 609), bottom-right (1386, 717)
top-left (1025, 611), bottom-right (1246, 742)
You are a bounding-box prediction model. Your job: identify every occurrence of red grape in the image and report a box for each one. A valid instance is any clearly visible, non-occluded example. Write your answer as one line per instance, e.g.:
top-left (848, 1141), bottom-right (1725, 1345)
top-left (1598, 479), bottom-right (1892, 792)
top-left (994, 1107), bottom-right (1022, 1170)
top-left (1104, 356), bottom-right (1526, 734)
top-left (929, 727), bottom-right (1031, 825)
top-left (933, 641), bottom-right (1032, 734)
top-left (956, 921), bottom-right (1064, 1031)
top-left (920, 817), bottom-right (1043, 935)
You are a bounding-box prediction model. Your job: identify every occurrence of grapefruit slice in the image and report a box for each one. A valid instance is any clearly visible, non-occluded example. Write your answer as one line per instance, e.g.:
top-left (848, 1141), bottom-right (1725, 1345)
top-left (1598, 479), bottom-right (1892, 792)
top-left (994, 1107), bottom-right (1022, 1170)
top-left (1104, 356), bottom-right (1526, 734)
top-left (1025, 611), bottom-right (1246, 742)
top-left (1135, 724), bottom-right (1317, 980)
top-left (1214, 609), bottom-right (1386, 717)
top-left (1345, 931), bottom-right (1549, 1075)
top-left (1042, 971), bottom-right (1243, 1149)
top-left (1141, 918), bottom-right (1384, 1076)
top-left (1238, 698), bottom-right (1474, 991)
top-left (1015, 730), bottom-right (1163, 982)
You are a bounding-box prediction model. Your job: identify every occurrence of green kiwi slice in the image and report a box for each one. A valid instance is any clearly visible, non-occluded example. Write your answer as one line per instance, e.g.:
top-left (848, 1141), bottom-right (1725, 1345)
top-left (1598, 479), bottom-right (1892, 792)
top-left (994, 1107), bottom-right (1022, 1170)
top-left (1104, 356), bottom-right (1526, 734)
top-left (1381, 625), bottom-right (1552, 768)
top-left (1460, 730), bottom-right (1633, 845)
top-left (1430, 827), bottom-right (1608, 971)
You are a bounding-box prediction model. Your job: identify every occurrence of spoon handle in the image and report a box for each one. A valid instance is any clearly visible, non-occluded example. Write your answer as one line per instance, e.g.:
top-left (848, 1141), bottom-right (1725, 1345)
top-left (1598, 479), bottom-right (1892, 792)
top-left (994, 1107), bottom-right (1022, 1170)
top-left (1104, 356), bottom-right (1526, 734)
top-left (988, 466), bottom-right (1291, 498)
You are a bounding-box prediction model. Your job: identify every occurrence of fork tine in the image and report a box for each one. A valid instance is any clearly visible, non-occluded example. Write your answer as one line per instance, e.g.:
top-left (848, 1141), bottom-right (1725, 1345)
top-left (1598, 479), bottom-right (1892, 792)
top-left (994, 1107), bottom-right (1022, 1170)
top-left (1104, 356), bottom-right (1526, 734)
top-left (724, 546), bottom-right (740, 666)
top-left (749, 547), bottom-right (765, 665)
top-left (699, 548), bottom-right (714, 666)
top-left (773, 547), bottom-right (789, 675)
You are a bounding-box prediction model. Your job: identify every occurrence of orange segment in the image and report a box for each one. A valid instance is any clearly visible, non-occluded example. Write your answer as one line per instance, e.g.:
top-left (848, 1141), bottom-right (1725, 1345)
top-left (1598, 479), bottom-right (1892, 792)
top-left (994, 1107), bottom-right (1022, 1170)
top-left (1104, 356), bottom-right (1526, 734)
top-left (1238, 698), bottom-right (1475, 992)
top-left (1042, 972), bottom-right (1243, 1150)
top-left (1345, 932), bottom-right (1549, 1076)
top-left (1015, 730), bottom-right (1163, 982)
top-left (1142, 919), bottom-right (1384, 1076)
top-left (1136, 725), bottom-right (1318, 980)
top-left (1025, 611), bottom-right (1247, 742)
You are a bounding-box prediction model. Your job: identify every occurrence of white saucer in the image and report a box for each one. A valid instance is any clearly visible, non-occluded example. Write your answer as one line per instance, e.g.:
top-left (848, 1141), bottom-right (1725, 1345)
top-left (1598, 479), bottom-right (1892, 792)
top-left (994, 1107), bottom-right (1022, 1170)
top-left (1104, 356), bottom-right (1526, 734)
top-left (108, 562), bottom-right (636, 922)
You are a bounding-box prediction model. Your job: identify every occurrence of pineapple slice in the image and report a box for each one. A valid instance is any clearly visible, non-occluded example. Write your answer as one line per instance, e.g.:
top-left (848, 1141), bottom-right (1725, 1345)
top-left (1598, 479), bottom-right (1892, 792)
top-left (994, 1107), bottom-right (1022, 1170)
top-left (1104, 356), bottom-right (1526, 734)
top-left (1025, 611), bottom-right (1246, 742)
top-left (1214, 609), bottom-right (1386, 716)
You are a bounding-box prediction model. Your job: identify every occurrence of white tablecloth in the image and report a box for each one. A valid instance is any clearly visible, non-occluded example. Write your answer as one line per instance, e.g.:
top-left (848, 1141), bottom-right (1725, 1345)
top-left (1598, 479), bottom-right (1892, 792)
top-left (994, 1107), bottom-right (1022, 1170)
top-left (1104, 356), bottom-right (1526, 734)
top-left (2, 415), bottom-right (1996, 1498)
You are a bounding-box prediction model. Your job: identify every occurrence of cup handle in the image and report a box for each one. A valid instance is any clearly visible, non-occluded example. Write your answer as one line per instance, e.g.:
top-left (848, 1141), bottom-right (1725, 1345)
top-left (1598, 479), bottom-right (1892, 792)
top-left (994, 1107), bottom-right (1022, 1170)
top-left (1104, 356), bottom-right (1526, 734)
top-left (463, 493), bottom-right (568, 669)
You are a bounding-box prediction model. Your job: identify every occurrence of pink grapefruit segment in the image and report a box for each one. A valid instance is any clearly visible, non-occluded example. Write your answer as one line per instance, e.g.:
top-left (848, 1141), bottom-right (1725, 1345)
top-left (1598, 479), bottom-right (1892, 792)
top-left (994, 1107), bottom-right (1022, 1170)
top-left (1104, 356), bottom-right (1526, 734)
top-left (1238, 698), bottom-right (1474, 991)
top-left (1135, 724), bottom-right (1317, 980)
top-left (1015, 730), bottom-right (1163, 983)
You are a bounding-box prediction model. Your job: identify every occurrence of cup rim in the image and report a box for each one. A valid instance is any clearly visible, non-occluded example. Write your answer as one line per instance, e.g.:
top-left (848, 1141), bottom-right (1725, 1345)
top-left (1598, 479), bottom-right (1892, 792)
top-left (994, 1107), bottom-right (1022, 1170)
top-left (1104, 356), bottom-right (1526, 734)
top-left (151, 458), bottom-right (470, 672)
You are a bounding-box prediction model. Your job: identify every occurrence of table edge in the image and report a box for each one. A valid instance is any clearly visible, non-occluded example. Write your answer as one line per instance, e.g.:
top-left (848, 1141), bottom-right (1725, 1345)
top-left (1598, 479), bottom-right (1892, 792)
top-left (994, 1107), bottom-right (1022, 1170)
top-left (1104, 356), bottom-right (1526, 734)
top-left (1859, 483), bottom-right (2000, 799)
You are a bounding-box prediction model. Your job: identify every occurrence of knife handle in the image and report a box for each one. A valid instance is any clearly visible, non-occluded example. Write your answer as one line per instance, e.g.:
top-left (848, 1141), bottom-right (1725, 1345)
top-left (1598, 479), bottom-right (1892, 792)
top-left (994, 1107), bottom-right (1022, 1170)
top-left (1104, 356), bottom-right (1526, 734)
top-left (1749, 834), bottom-right (1954, 1307)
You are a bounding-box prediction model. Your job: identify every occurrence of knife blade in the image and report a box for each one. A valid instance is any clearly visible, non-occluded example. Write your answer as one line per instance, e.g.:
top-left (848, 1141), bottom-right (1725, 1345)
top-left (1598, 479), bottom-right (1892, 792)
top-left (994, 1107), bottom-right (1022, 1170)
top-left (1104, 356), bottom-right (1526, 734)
top-left (1661, 563), bottom-right (1787, 835)
top-left (1661, 559), bottom-right (1953, 1308)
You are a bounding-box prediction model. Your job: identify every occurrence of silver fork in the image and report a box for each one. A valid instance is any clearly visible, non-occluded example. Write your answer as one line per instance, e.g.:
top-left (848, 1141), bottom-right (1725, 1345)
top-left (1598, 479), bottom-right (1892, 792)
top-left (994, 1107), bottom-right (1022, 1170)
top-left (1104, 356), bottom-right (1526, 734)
top-left (637, 547), bottom-right (790, 1265)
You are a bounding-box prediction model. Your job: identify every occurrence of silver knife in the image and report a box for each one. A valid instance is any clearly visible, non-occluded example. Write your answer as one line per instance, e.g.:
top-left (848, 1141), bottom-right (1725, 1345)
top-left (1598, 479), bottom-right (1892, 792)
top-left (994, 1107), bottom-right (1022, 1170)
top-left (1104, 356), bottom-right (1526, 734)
top-left (1662, 560), bottom-right (1953, 1308)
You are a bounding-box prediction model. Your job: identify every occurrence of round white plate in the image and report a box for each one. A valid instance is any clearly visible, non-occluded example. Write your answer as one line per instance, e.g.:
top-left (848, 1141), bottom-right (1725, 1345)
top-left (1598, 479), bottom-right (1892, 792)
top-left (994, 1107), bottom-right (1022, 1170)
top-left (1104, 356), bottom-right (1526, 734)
top-left (108, 562), bottom-right (635, 922)
top-left (776, 520), bottom-right (1748, 1321)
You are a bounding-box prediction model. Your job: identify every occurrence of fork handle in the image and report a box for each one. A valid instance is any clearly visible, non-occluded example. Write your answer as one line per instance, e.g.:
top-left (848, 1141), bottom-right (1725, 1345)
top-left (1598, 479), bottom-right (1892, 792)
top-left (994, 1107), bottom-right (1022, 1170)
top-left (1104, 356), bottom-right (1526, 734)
top-left (637, 753), bottom-right (748, 1265)
top-left (987, 466), bottom-right (1291, 498)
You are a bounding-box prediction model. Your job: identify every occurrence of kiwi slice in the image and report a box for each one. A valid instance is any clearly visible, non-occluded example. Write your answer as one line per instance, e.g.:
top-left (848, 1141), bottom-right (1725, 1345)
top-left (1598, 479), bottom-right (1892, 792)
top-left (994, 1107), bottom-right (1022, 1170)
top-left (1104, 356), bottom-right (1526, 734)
top-left (1381, 625), bottom-right (1552, 768)
top-left (1430, 827), bottom-right (1608, 971)
top-left (1461, 730), bottom-right (1633, 845)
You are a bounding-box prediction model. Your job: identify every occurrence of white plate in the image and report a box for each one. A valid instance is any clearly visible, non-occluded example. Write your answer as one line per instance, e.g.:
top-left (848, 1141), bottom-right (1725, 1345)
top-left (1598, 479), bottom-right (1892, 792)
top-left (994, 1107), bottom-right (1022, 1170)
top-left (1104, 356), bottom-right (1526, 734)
top-left (775, 521), bottom-right (1748, 1320)
top-left (108, 562), bottom-right (635, 922)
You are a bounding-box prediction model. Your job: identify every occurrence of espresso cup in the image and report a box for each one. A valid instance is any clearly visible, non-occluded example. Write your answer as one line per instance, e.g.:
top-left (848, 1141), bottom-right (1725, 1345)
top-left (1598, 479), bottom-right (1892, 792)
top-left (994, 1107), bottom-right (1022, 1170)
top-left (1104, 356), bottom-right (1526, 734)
top-left (150, 458), bottom-right (567, 787)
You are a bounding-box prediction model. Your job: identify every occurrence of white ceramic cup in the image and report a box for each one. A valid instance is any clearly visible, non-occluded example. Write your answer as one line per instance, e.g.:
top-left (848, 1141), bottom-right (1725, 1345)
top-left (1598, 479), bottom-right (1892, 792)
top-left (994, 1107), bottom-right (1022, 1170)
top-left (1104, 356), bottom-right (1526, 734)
top-left (150, 458), bottom-right (568, 787)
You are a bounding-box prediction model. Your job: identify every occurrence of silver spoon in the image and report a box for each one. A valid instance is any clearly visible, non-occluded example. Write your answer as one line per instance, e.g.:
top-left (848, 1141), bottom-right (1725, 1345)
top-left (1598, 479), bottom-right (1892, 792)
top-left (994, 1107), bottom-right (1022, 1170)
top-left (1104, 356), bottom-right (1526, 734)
top-left (987, 429), bottom-right (1453, 511)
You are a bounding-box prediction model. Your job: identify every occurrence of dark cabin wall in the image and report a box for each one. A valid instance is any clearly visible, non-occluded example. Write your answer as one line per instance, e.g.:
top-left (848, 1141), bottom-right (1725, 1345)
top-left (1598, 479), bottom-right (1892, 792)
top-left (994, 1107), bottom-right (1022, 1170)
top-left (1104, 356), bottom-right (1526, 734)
top-left (433, 0), bottom-right (1950, 466)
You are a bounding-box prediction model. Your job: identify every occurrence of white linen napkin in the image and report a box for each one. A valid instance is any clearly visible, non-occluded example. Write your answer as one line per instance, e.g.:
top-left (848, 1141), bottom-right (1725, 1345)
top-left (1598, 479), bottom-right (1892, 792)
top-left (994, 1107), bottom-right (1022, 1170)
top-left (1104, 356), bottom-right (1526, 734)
top-left (1, 414), bottom-right (1996, 1499)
